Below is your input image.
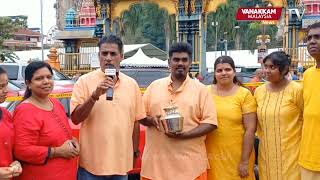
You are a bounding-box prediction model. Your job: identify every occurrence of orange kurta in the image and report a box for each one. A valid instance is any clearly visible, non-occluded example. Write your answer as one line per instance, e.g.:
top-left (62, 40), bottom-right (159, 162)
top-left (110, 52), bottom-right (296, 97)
top-left (70, 69), bottom-right (146, 175)
top-left (141, 76), bottom-right (217, 180)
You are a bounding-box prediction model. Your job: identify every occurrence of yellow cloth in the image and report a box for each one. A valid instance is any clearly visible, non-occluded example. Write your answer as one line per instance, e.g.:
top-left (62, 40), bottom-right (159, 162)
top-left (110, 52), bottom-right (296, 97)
top-left (300, 66), bottom-right (320, 171)
top-left (206, 86), bottom-right (256, 180)
top-left (254, 81), bottom-right (303, 180)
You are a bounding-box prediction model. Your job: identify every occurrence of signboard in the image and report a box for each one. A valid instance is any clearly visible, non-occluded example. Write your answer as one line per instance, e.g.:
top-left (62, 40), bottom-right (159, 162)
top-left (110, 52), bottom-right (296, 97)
top-left (288, 8), bottom-right (305, 22)
top-left (236, 8), bottom-right (282, 21)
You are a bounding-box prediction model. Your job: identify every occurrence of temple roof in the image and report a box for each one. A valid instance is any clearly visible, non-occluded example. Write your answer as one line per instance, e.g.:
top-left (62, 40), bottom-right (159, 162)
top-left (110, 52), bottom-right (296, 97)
top-left (65, 8), bottom-right (78, 18)
top-left (15, 29), bottom-right (41, 37)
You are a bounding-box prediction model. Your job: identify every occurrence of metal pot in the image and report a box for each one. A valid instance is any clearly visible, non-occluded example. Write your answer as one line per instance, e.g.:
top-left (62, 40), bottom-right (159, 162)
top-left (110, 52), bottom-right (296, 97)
top-left (163, 106), bottom-right (183, 133)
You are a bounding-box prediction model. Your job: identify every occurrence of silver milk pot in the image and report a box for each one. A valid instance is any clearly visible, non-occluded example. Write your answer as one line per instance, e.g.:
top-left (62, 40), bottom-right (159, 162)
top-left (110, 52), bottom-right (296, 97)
top-left (163, 106), bottom-right (184, 133)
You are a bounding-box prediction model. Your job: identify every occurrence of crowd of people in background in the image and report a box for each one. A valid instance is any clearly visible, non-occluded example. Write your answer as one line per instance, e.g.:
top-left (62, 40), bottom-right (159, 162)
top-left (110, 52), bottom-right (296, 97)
top-left (0, 21), bottom-right (319, 180)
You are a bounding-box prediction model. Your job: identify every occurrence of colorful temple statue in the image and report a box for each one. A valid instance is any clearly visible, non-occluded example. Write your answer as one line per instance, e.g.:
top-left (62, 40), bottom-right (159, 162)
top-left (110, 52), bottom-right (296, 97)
top-left (79, 0), bottom-right (96, 27)
top-left (304, 0), bottom-right (320, 15)
top-left (65, 8), bottom-right (78, 29)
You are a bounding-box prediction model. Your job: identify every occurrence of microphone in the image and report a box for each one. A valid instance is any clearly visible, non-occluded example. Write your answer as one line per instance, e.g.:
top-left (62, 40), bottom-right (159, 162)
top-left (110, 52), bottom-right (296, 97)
top-left (105, 64), bottom-right (116, 101)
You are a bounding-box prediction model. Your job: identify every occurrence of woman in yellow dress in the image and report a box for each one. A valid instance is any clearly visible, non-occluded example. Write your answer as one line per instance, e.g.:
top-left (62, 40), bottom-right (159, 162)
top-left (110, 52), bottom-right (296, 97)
top-left (254, 51), bottom-right (303, 180)
top-left (207, 56), bottom-right (257, 180)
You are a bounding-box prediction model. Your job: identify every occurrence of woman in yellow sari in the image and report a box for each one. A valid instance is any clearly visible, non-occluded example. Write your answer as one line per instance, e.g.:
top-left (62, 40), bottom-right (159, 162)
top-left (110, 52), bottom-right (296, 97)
top-left (254, 51), bottom-right (303, 180)
top-left (207, 56), bottom-right (257, 180)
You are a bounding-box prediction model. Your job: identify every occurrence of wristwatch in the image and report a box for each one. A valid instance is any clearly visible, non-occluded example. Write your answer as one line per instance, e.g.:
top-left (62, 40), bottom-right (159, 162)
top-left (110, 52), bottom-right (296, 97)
top-left (134, 150), bottom-right (140, 158)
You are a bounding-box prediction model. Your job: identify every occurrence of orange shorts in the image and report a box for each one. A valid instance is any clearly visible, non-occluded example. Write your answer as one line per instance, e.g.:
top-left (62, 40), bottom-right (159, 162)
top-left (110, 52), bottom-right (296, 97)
top-left (141, 171), bottom-right (207, 180)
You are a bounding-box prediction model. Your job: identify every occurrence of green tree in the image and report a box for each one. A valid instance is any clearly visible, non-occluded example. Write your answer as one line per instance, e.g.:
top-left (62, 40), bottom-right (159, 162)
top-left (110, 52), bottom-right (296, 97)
top-left (120, 2), bottom-right (175, 50)
top-left (9, 15), bottom-right (28, 28)
top-left (121, 4), bottom-right (144, 41)
top-left (0, 16), bottom-right (19, 62)
top-left (207, 0), bottom-right (281, 51)
top-left (140, 3), bottom-right (167, 49)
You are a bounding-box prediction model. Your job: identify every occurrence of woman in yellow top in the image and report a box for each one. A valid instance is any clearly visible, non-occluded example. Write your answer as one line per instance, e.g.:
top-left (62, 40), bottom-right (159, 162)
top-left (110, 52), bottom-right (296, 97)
top-left (207, 56), bottom-right (257, 180)
top-left (254, 51), bottom-right (303, 180)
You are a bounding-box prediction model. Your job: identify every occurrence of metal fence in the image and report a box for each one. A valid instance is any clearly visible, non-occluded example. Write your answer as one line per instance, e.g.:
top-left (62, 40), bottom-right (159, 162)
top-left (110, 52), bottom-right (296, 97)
top-left (56, 41), bottom-right (99, 76)
top-left (59, 53), bottom-right (93, 75)
top-left (282, 47), bottom-right (315, 69)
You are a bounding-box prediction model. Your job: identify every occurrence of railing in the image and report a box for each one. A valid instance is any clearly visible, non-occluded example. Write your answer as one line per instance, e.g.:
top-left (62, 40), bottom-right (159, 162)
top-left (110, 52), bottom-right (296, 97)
top-left (59, 53), bottom-right (93, 76)
top-left (6, 81), bottom-right (304, 102)
top-left (282, 47), bottom-right (315, 69)
top-left (56, 47), bottom-right (316, 77)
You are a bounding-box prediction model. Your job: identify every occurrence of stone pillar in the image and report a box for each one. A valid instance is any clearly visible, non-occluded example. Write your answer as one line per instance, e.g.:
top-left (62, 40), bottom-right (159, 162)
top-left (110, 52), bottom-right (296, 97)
top-left (47, 47), bottom-right (61, 71)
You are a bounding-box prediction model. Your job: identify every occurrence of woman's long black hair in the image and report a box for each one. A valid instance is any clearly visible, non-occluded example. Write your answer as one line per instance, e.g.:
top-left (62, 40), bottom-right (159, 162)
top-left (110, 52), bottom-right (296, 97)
top-left (213, 56), bottom-right (243, 86)
top-left (24, 61), bottom-right (53, 100)
top-left (0, 67), bottom-right (8, 121)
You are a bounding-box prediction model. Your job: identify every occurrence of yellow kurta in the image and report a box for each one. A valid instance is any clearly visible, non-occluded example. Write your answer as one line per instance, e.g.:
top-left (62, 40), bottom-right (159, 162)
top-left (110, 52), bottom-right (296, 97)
top-left (206, 86), bottom-right (256, 180)
top-left (254, 81), bottom-right (303, 180)
top-left (300, 66), bottom-right (320, 171)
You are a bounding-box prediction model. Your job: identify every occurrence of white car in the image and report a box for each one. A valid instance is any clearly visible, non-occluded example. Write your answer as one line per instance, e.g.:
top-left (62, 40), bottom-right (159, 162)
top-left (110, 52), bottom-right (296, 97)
top-left (0, 62), bottom-right (75, 89)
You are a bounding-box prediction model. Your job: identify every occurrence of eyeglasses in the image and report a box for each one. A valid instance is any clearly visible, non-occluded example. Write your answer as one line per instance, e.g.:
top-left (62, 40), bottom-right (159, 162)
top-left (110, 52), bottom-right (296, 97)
top-left (307, 34), bottom-right (320, 41)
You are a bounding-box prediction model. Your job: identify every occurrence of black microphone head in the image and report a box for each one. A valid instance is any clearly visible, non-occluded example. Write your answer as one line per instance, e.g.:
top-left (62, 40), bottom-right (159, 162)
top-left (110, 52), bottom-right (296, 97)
top-left (106, 64), bottom-right (115, 69)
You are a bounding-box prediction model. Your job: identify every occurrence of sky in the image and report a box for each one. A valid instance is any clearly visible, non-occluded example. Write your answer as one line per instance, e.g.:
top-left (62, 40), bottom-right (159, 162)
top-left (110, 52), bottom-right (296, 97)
top-left (0, 0), bottom-right (56, 33)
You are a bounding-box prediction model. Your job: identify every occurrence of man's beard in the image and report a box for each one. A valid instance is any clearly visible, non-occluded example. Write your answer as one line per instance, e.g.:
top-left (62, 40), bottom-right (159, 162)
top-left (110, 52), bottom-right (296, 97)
top-left (173, 72), bottom-right (187, 80)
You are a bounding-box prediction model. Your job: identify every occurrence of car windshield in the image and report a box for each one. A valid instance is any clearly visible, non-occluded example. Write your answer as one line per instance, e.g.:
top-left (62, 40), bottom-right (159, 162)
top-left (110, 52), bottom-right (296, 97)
top-left (2, 98), bottom-right (71, 115)
top-left (1, 65), bottom-right (19, 80)
top-left (21, 66), bottom-right (70, 80)
top-left (8, 81), bottom-right (21, 91)
top-left (53, 68), bottom-right (70, 80)
top-left (202, 72), bottom-right (254, 85)
top-left (121, 69), bottom-right (169, 88)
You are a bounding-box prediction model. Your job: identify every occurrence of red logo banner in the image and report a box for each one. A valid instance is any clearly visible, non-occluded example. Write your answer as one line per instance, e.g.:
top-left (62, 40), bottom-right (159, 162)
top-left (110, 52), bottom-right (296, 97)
top-left (236, 8), bottom-right (282, 21)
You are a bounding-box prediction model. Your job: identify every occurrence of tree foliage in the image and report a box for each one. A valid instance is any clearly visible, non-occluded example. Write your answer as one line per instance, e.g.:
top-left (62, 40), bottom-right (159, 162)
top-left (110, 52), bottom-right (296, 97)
top-left (206, 0), bottom-right (282, 51)
top-left (121, 3), bottom-right (175, 50)
top-left (118, 0), bottom-right (282, 51)
top-left (9, 15), bottom-right (28, 28)
top-left (0, 16), bottom-right (19, 62)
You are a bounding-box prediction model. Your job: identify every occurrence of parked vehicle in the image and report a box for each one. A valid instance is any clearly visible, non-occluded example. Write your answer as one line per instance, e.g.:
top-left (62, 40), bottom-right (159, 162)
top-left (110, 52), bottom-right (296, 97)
top-left (120, 68), bottom-right (170, 88)
top-left (202, 72), bottom-right (255, 85)
top-left (0, 62), bottom-right (75, 88)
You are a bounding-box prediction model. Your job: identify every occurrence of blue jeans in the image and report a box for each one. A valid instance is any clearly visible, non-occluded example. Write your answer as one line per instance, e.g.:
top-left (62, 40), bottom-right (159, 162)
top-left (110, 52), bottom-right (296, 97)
top-left (77, 167), bottom-right (128, 180)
